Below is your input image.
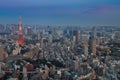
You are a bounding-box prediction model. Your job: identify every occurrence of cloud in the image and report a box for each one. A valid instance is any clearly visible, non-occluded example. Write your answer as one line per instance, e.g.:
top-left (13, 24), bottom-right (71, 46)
top-left (84, 5), bottom-right (116, 15)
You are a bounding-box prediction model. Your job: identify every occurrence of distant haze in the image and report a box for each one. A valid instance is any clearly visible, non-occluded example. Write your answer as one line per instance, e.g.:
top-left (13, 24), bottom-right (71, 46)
top-left (0, 0), bottom-right (120, 26)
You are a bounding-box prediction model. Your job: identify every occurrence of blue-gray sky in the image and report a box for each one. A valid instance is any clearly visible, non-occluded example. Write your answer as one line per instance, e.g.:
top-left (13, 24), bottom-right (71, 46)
top-left (0, 0), bottom-right (120, 26)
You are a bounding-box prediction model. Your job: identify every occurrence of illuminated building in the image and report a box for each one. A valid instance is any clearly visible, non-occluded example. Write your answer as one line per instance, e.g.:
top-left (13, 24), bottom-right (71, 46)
top-left (18, 18), bottom-right (24, 46)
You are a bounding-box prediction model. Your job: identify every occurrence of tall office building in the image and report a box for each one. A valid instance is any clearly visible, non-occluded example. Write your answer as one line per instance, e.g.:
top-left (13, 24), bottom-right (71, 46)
top-left (18, 18), bottom-right (24, 46)
top-left (83, 42), bottom-right (88, 56)
top-left (91, 39), bottom-right (96, 55)
top-left (27, 27), bottom-right (31, 36)
top-left (89, 27), bottom-right (96, 55)
top-left (80, 30), bottom-right (83, 43)
top-left (48, 34), bottom-right (53, 44)
top-left (39, 29), bottom-right (44, 48)
top-left (73, 30), bottom-right (79, 43)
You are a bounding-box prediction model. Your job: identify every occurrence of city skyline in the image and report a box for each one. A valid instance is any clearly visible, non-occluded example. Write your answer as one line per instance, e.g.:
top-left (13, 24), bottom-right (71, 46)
top-left (0, 0), bottom-right (120, 26)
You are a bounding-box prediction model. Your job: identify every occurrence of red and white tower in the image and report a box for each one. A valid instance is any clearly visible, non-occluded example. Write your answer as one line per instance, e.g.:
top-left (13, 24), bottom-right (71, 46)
top-left (18, 18), bottom-right (24, 46)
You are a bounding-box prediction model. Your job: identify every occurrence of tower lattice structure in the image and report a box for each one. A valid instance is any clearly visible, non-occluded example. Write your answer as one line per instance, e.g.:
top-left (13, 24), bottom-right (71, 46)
top-left (18, 18), bottom-right (24, 46)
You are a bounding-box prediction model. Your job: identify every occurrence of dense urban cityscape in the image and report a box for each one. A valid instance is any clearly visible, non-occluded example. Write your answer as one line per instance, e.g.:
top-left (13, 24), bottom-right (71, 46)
top-left (0, 18), bottom-right (120, 80)
top-left (0, 0), bottom-right (120, 80)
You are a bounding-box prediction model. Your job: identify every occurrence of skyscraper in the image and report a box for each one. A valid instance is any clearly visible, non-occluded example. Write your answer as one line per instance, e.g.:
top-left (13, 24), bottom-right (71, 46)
top-left (40, 34), bottom-right (43, 48)
top-left (18, 18), bottom-right (24, 46)
top-left (73, 30), bottom-right (79, 43)
top-left (27, 27), bottom-right (31, 36)
top-left (83, 42), bottom-right (88, 56)
top-left (89, 27), bottom-right (96, 55)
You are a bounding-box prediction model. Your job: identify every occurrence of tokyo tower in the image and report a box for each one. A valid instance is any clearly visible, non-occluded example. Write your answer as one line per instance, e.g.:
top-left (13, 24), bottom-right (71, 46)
top-left (18, 18), bottom-right (24, 46)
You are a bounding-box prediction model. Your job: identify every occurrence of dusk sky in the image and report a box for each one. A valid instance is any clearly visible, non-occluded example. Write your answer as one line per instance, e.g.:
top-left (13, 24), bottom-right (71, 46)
top-left (0, 0), bottom-right (120, 26)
